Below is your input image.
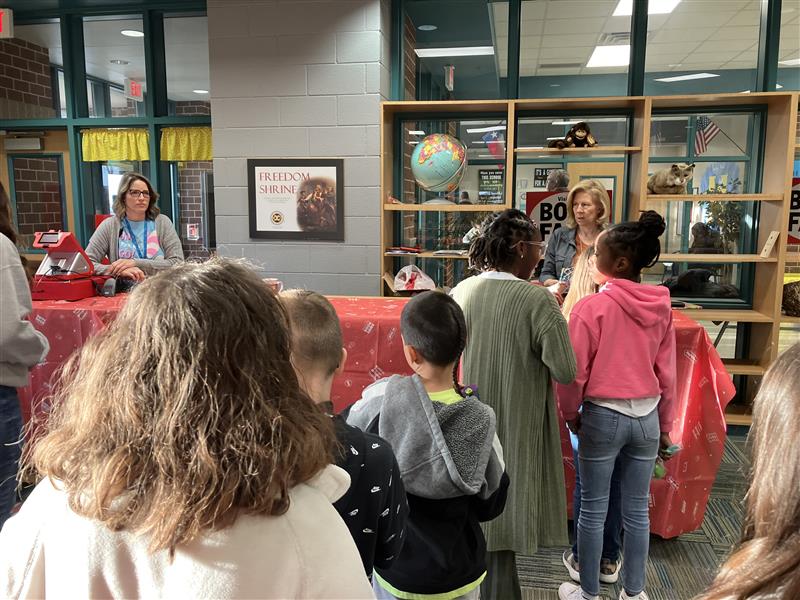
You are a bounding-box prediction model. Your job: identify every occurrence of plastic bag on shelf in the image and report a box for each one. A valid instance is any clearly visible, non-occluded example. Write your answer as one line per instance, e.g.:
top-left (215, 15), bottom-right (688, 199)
top-left (394, 265), bottom-right (436, 292)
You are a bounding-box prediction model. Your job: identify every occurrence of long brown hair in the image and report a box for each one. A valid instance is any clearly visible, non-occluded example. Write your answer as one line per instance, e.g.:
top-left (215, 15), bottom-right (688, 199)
top-left (113, 172), bottom-right (160, 220)
top-left (699, 343), bottom-right (800, 600)
top-left (0, 181), bottom-right (17, 244)
top-left (23, 258), bottom-right (335, 554)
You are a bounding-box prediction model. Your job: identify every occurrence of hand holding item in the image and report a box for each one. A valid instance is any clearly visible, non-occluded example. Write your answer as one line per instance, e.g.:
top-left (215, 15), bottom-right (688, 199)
top-left (118, 266), bottom-right (146, 282)
top-left (108, 258), bottom-right (137, 276)
top-left (659, 433), bottom-right (680, 461)
top-left (566, 413), bottom-right (581, 434)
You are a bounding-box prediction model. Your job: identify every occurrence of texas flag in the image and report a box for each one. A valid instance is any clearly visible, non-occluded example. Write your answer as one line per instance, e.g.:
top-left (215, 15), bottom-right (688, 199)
top-left (482, 130), bottom-right (505, 160)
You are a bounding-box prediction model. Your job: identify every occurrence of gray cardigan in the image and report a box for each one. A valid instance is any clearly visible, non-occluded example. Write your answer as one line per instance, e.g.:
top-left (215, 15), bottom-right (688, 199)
top-left (85, 214), bottom-right (184, 275)
top-left (539, 225), bottom-right (577, 283)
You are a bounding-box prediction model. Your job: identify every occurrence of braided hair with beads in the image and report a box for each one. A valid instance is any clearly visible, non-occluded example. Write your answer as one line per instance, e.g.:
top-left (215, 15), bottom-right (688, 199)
top-left (400, 290), bottom-right (472, 397)
top-left (468, 208), bottom-right (541, 273)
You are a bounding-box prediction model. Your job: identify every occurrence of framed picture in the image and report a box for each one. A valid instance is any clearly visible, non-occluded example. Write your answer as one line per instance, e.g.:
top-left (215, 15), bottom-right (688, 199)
top-left (248, 158), bottom-right (344, 241)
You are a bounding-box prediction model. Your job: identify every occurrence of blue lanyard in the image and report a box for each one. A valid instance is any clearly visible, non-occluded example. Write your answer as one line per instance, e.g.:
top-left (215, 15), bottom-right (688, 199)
top-left (122, 218), bottom-right (149, 259)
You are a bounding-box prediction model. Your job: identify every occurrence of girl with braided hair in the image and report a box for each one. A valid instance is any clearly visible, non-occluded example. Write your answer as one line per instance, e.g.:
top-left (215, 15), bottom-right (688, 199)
top-left (557, 211), bottom-right (677, 600)
top-left (347, 290), bottom-right (509, 600)
top-left (451, 209), bottom-right (577, 600)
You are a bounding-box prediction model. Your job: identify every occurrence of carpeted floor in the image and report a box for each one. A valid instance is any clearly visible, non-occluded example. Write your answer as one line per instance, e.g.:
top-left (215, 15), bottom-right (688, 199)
top-left (517, 427), bottom-right (750, 600)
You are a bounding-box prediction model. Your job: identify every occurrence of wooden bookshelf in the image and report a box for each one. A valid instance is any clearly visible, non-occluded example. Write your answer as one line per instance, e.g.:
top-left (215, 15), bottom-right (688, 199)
top-left (515, 146), bottom-right (641, 154)
top-left (380, 92), bottom-right (800, 425)
top-left (646, 194), bottom-right (784, 203)
top-left (660, 253), bottom-right (777, 263)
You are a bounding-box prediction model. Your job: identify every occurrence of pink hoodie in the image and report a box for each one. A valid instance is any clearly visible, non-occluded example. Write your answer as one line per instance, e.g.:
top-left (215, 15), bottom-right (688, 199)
top-left (557, 278), bottom-right (677, 433)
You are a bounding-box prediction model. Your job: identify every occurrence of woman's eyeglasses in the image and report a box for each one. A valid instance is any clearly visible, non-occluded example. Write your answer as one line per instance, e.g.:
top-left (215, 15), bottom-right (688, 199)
top-left (515, 240), bottom-right (546, 250)
top-left (127, 190), bottom-right (151, 198)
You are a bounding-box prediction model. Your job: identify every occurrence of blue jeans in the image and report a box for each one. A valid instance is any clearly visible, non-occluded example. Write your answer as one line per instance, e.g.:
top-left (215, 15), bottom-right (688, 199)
top-left (577, 403), bottom-right (659, 597)
top-left (0, 386), bottom-right (23, 531)
top-left (570, 430), bottom-right (622, 563)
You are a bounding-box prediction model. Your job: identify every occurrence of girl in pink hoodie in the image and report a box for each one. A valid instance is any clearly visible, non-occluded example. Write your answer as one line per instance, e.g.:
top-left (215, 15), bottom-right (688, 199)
top-left (557, 211), bottom-right (677, 600)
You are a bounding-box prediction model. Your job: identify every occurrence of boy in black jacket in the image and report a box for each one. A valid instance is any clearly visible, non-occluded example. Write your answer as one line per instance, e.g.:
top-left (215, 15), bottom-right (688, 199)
top-left (280, 290), bottom-right (408, 578)
top-left (347, 291), bottom-right (510, 599)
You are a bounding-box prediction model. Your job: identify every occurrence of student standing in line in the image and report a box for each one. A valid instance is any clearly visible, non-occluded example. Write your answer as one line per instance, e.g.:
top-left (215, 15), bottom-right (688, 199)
top-left (699, 343), bottom-right (800, 600)
top-left (280, 289), bottom-right (408, 579)
top-left (451, 209), bottom-right (577, 600)
top-left (560, 246), bottom-right (624, 586)
top-left (0, 182), bottom-right (49, 532)
top-left (347, 291), bottom-right (510, 600)
top-left (557, 211), bottom-right (677, 600)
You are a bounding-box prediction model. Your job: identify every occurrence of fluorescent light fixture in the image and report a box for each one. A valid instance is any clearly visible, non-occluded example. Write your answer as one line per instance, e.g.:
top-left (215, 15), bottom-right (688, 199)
top-left (409, 141), bottom-right (419, 145)
top-left (586, 45), bottom-right (630, 68)
top-left (551, 120), bottom-right (580, 126)
top-left (739, 90), bottom-right (751, 94)
top-left (121, 29), bottom-right (144, 37)
top-left (546, 136), bottom-right (565, 140)
top-left (779, 58), bottom-right (800, 66)
top-left (415, 46), bottom-right (494, 58)
top-left (408, 130), bottom-right (426, 136)
top-left (777, 84), bottom-right (784, 89)
top-left (466, 125), bottom-right (506, 134)
top-left (417, 24), bottom-right (437, 31)
top-left (109, 59), bottom-right (129, 65)
top-left (193, 89), bottom-right (209, 94)
top-left (613, 0), bottom-right (681, 16)
top-left (654, 72), bottom-right (719, 82)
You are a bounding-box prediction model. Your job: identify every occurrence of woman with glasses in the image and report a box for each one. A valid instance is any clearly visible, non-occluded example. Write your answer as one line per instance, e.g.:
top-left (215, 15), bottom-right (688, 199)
top-left (451, 209), bottom-right (577, 600)
top-left (540, 179), bottom-right (610, 291)
top-left (85, 172), bottom-right (184, 281)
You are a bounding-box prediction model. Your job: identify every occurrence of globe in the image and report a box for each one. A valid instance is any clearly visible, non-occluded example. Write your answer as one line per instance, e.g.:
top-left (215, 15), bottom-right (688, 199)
top-left (410, 133), bottom-right (468, 193)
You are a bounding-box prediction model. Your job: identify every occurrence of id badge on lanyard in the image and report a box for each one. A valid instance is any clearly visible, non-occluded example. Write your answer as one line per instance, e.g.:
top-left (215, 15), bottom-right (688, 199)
top-left (123, 218), bottom-right (149, 259)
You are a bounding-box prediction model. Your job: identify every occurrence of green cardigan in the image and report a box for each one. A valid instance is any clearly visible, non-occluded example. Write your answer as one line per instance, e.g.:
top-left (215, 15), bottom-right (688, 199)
top-left (451, 276), bottom-right (577, 555)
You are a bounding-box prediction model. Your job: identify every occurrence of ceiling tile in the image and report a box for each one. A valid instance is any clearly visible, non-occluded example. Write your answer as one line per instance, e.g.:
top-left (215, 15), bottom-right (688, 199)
top-left (544, 1), bottom-right (616, 20)
top-left (520, 20), bottom-right (545, 35)
top-left (651, 27), bottom-right (718, 43)
top-left (539, 18), bottom-right (606, 36)
top-left (709, 26), bottom-right (759, 42)
top-left (538, 45), bottom-right (594, 61)
top-left (521, 1), bottom-right (546, 21)
top-left (723, 10), bottom-right (761, 27)
top-left (645, 41), bottom-right (703, 55)
top-left (697, 39), bottom-right (759, 54)
top-left (662, 12), bottom-right (737, 30)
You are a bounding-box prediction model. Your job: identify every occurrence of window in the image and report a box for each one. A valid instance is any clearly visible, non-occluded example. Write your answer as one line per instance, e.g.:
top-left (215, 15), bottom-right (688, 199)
top-left (644, 0), bottom-right (761, 95)
top-left (0, 21), bottom-right (62, 119)
top-left (778, 2), bottom-right (800, 90)
top-left (165, 15), bottom-right (211, 116)
top-left (83, 17), bottom-right (147, 118)
top-left (8, 154), bottom-right (66, 249)
top-left (645, 111), bottom-right (763, 305)
top-left (404, 0), bottom-right (509, 100)
top-left (518, 0), bottom-right (631, 98)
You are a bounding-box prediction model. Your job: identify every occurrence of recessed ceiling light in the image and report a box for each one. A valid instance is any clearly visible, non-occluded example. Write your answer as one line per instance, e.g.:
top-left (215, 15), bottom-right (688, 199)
top-left (465, 125), bottom-right (505, 134)
top-left (109, 59), bottom-right (129, 65)
top-left (193, 89), bottom-right (209, 94)
top-left (415, 46), bottom-right (494, 58)
top-left (613, 0), bottom-right (681, 16)
top-left (654, 72), bottom-right (719, 82)
top-left (417, 24), bottom-right (437, 31)
top-left (408, 130), bottom-right (426, 135)
top-left (587, 45), bottom-right (630, 68)
top-left (779, 58), bottom-right (800, 66)
top-left (121, 29), bottom-right (144, 38)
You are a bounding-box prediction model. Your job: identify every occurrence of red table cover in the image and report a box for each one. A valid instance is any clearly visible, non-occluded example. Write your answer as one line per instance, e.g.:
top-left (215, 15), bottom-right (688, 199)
top-left (19, 296), bottom-right (734, 539)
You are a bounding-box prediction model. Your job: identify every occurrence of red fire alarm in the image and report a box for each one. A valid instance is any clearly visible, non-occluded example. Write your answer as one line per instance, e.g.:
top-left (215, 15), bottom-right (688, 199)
top-left (0, 8), bottom-right (14, 39)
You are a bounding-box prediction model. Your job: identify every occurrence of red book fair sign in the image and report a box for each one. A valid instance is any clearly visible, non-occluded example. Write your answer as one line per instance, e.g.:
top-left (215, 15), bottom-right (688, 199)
top-left (0, 8), bottom-right (14, 39)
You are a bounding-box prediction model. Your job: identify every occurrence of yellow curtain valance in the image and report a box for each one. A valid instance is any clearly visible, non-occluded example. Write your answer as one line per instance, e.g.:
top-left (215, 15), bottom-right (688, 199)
top-left (160, 127), bottom-right (213, 161)
top-left (81, 128), bottom-right (150, 162)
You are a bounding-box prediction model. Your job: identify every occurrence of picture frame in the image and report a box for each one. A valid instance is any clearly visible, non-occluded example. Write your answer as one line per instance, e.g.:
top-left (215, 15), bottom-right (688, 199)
top-left (247, 158), bottom-right (344, 241)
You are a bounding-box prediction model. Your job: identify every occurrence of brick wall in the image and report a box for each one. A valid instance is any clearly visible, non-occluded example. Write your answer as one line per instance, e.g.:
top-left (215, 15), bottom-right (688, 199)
top-left (175, 101), bottom-right (211, 116)
top-left (12, 157), bottom-right (62, 241)
top-left (177, 160), bottom-right (213, 259)
top-left (0, 39), bottom-right (55, 119)
top-left (111, 97), bottom-right (139, 117)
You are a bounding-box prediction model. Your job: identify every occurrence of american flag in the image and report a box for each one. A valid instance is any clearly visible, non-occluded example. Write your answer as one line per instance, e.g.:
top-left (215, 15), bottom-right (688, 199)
top-left (694, 116), bottom-right (721, 155)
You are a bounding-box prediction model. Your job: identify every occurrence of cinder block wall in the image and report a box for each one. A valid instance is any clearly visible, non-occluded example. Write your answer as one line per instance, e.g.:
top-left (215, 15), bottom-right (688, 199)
top-left (208, 0), bottom-right (390, 295)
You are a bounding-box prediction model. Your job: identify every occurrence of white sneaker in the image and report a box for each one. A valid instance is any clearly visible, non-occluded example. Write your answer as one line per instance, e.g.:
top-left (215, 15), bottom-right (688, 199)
top-left (558, 582), bottom-right (600, 600)
top-left (562, 550), bottom-right (580, 583)
top-left (600, 555), bottom-right (623, 584)
top-left (620, 590), bottom-right (650, 600)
